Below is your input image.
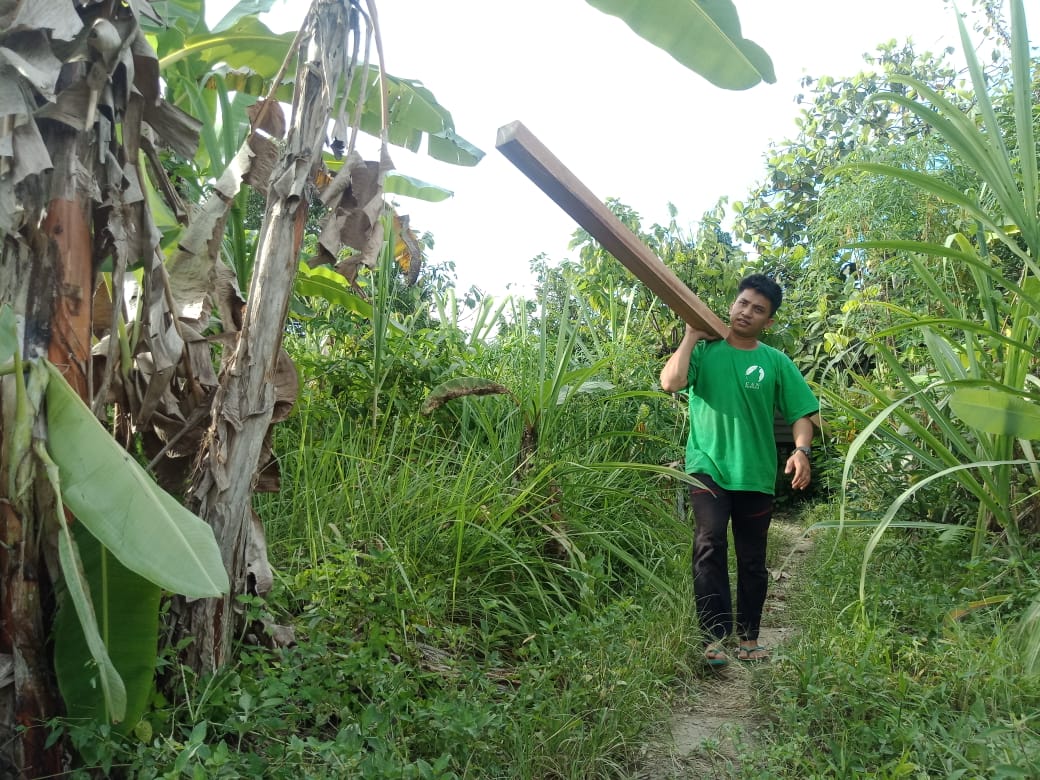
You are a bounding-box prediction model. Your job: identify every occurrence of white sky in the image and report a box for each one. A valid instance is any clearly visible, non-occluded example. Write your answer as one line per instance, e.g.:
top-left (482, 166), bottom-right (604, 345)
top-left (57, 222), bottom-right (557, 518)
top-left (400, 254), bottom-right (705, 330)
top-left (207, 0), bottom-right (1036, 298)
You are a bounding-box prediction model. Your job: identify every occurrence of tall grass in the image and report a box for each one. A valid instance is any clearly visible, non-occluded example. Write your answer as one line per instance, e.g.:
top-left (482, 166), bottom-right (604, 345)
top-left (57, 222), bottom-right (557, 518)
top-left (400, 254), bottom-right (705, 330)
top-left (222, 284), bottom-right (708, 776)
top-left (819, 0), bottom-right (1040, 670)
top-left (263, 326), bottom-right (692, 635)
top-left (749, 502), bottom-right (1040, 778)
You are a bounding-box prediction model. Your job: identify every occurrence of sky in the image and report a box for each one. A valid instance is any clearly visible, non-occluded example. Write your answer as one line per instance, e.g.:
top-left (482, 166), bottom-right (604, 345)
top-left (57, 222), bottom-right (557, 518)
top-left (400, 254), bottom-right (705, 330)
top-left (207, 0), bottom-right (1036, 299)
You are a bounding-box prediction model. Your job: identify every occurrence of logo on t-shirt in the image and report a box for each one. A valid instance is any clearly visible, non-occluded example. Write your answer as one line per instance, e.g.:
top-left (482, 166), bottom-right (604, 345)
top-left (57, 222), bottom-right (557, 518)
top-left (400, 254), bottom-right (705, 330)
top-left (744, 365), bottom-right (765, 389)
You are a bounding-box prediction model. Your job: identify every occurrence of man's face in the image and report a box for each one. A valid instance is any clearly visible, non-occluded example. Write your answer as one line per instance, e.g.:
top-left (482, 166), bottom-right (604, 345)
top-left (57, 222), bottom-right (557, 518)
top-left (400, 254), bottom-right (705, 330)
top-left (728, 288), bottom-right (775, 338)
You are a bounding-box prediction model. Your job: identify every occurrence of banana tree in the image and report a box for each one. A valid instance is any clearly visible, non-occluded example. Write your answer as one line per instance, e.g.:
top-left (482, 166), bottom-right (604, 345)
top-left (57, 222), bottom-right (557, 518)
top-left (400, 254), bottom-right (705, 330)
top-left (0, 0), bottom-right (454, 769)
top-left (584, 0), bottom-right (774, 89)
top-left (0, 0), bottom-right (235, 772)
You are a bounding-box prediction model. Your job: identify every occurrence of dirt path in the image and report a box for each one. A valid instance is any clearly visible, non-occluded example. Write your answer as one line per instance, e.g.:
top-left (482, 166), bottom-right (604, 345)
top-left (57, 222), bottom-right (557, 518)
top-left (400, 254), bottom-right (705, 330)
top-left (634, 519), bottom-right (813, 778)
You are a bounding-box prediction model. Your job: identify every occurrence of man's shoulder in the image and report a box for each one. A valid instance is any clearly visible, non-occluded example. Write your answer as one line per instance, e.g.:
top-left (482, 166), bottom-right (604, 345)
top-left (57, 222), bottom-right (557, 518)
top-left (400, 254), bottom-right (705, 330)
top-left (762, 341), bottom-right (804, 366)
top-left (756, 340), bottom-right (786, 356)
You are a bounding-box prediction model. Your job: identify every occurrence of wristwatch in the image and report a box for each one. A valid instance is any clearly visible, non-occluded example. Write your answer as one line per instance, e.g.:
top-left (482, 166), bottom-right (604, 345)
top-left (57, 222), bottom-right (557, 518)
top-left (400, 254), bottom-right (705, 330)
top-left (794, 445), bottom-right (812, 457)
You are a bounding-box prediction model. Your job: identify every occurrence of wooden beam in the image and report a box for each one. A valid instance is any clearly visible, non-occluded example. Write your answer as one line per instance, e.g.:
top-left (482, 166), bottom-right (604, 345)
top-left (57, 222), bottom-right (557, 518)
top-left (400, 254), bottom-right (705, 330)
top-left (496, 120), bottom-right (729, 339)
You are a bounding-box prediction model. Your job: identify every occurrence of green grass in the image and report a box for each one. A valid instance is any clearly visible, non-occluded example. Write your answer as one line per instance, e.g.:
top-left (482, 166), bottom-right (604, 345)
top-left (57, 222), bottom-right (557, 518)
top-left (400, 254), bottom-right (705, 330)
top-left (50, 306), bottom-right (1040, 778)
top-left (60, 569), bottom-right (702, 778)
top-left (55, 344), bottom-right (710, 778)
top-left (58, 455), bottom-right (1040, 778)
top-left (742, 502), bottom-right (1040, 779)
top-left (58, 401), bottom-right (1040, 779)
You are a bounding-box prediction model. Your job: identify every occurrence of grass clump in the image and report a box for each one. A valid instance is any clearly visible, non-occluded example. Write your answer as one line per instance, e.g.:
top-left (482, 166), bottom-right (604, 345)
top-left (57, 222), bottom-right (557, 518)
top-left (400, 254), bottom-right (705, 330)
top-left (58, 563), bottom-right (702, 778)
top-left (745, 502), bottom-right (1040, 779)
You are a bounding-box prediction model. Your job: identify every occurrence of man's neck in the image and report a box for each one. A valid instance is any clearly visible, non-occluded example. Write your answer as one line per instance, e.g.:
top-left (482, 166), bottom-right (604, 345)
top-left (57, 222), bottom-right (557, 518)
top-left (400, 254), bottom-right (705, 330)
top-left (726, 333), bottom-right (760, 350)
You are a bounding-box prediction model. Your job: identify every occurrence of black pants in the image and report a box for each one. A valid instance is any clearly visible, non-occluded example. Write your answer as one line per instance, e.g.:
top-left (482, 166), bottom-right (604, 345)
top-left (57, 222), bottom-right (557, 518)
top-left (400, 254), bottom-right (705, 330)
top-left (689, 473), bottom-right (773, 644)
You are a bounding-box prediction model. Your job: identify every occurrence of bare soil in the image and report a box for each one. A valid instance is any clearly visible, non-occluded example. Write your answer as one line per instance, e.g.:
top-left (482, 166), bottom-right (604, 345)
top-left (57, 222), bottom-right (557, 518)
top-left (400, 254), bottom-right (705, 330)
top-left (633, 520), bottom-right (813, 779)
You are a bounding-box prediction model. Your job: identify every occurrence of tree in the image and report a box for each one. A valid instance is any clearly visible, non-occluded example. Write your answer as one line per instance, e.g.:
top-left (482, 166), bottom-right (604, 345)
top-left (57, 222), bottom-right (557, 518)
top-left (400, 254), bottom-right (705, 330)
top-left (0, 1), bottom-right (236, 772)
top-left (826, 0), bottom-right (1040, 556)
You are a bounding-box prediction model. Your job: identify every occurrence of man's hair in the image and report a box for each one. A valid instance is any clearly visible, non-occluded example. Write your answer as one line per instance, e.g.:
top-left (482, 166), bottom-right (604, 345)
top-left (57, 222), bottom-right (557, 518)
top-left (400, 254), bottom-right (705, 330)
top-left (738, 274), bottom-right (782, 315)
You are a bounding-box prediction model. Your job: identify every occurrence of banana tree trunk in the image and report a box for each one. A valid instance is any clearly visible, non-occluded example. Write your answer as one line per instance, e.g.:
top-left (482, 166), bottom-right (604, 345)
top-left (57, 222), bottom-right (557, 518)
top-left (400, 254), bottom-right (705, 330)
top-left (1, 1), bottom-right (197, 770)
top-left (173, 0), bottom-right (355, 673)
top-left (0, 121), bottom-right (94, 776)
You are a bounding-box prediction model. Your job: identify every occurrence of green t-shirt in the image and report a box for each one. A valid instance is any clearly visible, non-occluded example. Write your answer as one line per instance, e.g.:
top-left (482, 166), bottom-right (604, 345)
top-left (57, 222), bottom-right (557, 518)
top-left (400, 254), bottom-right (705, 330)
top-left (684, 339), bottom-right (819, 495)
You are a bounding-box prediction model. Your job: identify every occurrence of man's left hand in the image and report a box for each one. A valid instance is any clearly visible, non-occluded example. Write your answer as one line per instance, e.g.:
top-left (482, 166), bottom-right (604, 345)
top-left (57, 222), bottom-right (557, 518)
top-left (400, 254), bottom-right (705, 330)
top-left (785, 450), bottom-right (811, 490)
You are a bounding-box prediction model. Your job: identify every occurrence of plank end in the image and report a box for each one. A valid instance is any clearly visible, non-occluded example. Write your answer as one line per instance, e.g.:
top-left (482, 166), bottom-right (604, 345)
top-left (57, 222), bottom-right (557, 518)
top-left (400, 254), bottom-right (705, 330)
top-left (495, 120), bottom-right (528, 149)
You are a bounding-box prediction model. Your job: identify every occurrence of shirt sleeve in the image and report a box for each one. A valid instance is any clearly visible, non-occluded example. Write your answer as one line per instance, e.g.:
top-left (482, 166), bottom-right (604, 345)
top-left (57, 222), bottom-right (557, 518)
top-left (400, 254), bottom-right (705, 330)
top-left (778, 356), bottom-right (819, 424)
top-left (685, 340), bottom-right (706, 390)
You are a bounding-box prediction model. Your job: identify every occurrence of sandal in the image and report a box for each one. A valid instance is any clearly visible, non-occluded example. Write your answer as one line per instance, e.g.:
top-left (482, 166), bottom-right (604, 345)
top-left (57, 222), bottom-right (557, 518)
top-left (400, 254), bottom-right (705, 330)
top-left (704, 643), bottom-right (730, 668)
top-left (737, 644), bottom-right (769, 662)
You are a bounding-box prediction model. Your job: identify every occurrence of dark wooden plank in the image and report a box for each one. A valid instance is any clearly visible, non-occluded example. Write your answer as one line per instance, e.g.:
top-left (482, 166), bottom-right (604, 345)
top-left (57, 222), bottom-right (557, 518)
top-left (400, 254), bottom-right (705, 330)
top-left (496, 120), bottom-right (729, 339)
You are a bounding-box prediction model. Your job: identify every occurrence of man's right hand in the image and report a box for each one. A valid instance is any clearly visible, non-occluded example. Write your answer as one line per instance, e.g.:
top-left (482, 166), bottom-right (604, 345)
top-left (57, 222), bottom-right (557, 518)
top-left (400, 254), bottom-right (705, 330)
top-left (662, 325), bottom-right (712, 392)
top-left (684, 325), bottom-right (716, 343)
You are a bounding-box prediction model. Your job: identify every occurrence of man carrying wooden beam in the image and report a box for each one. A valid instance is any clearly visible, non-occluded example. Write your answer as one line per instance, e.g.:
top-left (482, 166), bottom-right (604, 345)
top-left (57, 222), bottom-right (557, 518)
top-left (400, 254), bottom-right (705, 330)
top-left (660, 274), bottom-right (818, 667)
top-left (495, 123), bottom-right (818, 664)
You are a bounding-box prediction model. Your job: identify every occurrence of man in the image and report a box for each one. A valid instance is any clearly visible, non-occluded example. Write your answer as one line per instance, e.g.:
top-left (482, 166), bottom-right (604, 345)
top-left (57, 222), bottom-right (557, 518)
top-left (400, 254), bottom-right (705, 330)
top-left (659, 274), bottom-right (818, 666)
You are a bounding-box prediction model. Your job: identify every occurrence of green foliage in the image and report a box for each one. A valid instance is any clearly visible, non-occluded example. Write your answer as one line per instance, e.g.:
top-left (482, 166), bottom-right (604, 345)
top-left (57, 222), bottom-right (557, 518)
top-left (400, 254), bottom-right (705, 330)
top-left (147, 0), bottom-right (482, 293)
top-left (584, 0), bottom-right (775, 90)
top-left (40, 2), bottom-right (1040, 775)
top-left (150, 0), bottom-right (483, 165)
top-left (545, 199), bottom-right (750, 359)
top-left (43, 362), bottom-right (229, 599)
top-left (950, 385), bottom-right (1040, 439)
top-left (293, 263), bottom-right (378, 320)
top-left (40, 359), bottom-right (227, 726)
top-left (828, 0), bottom-right (1040, 564)
top-left (267, 289), bottom-right (692, 637)
top-left (734, 39), bottom-right (967, 255)
top-left (57, 533), bottom-right (697, 777)
top-left (749, 506), bottom-right (1040, 778)
top-left (724, 32), bottom-right (1015, 387)
top-left (0, 305), bottom-right (226, 730)
top-left (54, 526), bottom-right (162, 732)
top-left (0, 304), bottom-right (16, 368)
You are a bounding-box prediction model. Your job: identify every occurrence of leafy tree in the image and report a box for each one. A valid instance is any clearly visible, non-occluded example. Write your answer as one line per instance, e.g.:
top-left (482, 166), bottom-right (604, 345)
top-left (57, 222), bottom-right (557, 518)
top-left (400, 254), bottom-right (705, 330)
top-left (530, 199), bottom-right (750, 360)
top-left (0, 0), bottom-right (475, 770)
top-left (734, 41), bottom-right (964, 254)
top-left (726, 26), bottom-right (1026, 387)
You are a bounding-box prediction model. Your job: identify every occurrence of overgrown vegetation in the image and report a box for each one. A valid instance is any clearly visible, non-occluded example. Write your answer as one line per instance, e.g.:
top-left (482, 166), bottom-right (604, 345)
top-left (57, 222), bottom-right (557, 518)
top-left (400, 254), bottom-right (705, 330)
top-left (52, 304), bottom-right (712, 777)
top-left (750, 505), bottom-right (1040, 779)
top-left (5, 0), bottom-right (1040, 777)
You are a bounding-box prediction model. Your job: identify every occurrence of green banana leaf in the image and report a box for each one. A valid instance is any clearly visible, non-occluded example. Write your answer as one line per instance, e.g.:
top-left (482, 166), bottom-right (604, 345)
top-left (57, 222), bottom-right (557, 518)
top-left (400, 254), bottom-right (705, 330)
top-left (295, 263), bottom-right (407, 334)
top-left (210, 0), bottom-right (278, 33)
top-left (385, 172), bottom-right (453, 203)
top-left (950, 386), bottom-right (1040, 440)
top-left (34, 430), bottom-right (128, 724)
top-left (154, 10), bottom-right (484, 167)
top-left (170, 15), bottom-right (296, 78)
top-left (54, 525), bottom-right (161, 729)
top-left (142, 0), bottom-right (203, 35)
top-left (354, 73), bottom-right (484, 166)
top-left (44, 363), bottom-right (229, 598)
top-left (427, 127), bottom-right (485, 167)
top-left (584, 0), bottom-right (775, 90)
top-left (43, 446), bottom-right (127, 725)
